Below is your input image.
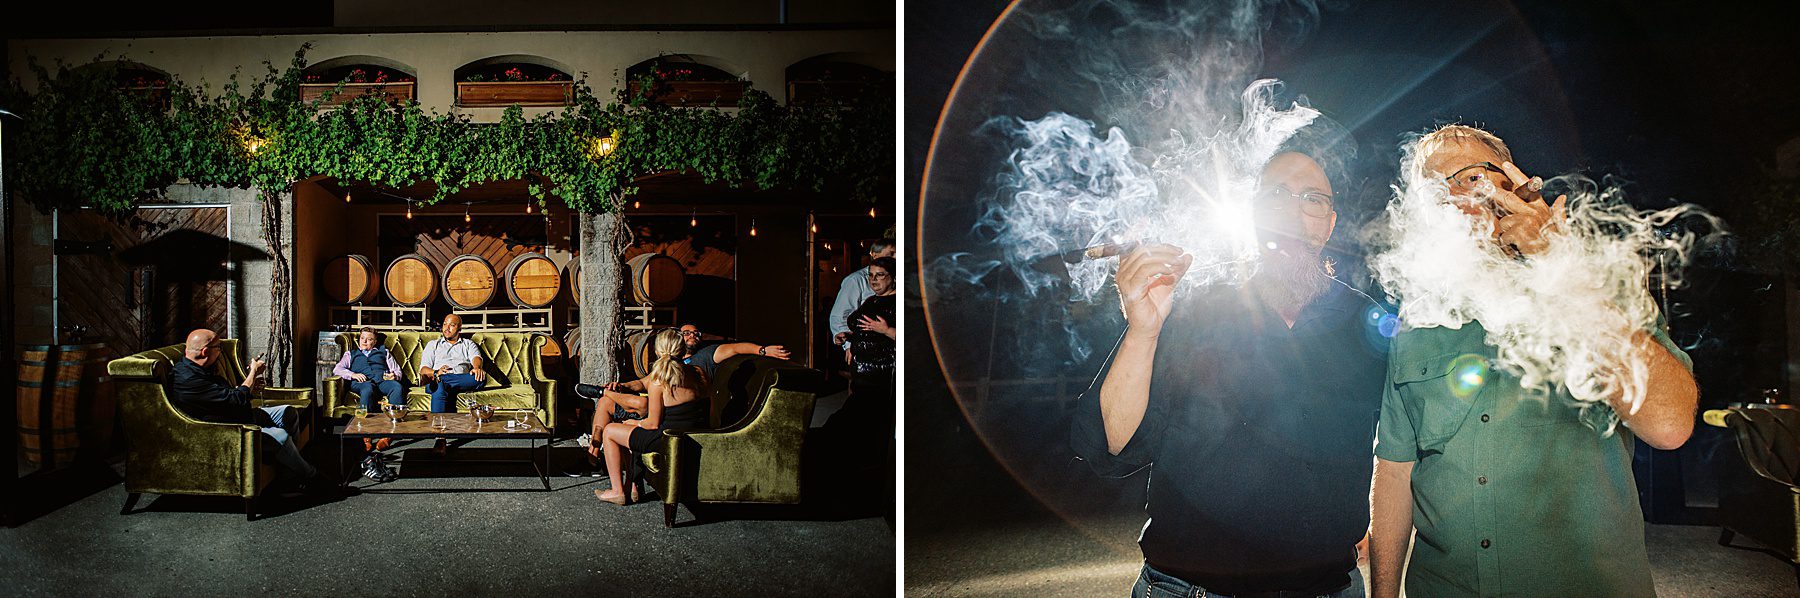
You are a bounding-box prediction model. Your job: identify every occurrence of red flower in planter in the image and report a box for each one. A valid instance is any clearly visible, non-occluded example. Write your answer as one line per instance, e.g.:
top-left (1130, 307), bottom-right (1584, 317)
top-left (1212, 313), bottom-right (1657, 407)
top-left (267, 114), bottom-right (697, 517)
top-left (503, 67), bottom-right (527, 82)
top-left (374, 71), bottom-right (389, 84)
top-left (548, 73), bottom-right (566, 81)
top-left (346, 68), bottom-right (369, 83)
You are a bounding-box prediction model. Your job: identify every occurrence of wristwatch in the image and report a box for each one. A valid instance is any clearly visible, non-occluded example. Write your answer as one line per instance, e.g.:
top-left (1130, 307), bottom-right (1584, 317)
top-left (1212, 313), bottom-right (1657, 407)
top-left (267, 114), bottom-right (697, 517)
top-left (757, 345), bottom-right (767, 356)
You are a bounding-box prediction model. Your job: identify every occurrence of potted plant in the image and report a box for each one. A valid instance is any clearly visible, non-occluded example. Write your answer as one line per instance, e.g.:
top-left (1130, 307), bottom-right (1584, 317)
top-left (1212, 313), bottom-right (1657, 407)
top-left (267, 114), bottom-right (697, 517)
top-left (626, 62), bottom-right (750, 107)
top-left (456, 65), bottom-right (573, 107)
top-left (299, 66), bottom-right (416, 106)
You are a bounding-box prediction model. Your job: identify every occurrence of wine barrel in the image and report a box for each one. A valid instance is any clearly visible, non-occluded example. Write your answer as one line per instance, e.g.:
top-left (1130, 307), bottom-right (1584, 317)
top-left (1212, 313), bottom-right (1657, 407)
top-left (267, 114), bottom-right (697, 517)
top-left (443, 255), bottom-right (497, 309)
top-left (563, 329), bottom-right (582, 370)
top-left (626, 330), bottom-right (657, 379)
top-left (503, 253), bottom-right (561, 308)
top-left (626, 253), bottom-right (685, 305)
top-left (384, 254), bottom-right (440, 306)
top-left (16, 343), bottom-right (115, 468)
top-left (322, 255), bottom-right (378, 304)
top-left (566, 257), bottom-right (582, 304)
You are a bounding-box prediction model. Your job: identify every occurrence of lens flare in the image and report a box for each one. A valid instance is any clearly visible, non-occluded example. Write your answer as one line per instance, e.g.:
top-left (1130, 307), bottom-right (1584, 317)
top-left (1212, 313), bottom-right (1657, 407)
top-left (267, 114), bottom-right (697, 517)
top-left (1446, 354), bottom-right (1490, 398)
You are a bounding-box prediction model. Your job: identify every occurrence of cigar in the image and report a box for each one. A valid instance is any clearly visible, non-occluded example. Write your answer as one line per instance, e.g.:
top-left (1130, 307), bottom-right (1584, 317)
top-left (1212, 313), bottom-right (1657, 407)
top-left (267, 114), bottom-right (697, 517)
top-left (1060, 241), bottom-right (1141, 263)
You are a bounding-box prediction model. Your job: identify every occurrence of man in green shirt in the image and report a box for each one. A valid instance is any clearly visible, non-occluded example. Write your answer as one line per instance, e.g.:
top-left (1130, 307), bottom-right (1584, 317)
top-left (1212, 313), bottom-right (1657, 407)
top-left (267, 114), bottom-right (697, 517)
top-left (1368, 125), bottom-right (1699, 597)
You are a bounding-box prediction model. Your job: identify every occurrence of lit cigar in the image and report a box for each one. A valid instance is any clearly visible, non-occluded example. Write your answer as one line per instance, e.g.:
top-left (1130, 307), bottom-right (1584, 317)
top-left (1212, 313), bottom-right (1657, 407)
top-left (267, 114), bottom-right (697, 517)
top-left (1060, 241), bottom-right (1142, 263)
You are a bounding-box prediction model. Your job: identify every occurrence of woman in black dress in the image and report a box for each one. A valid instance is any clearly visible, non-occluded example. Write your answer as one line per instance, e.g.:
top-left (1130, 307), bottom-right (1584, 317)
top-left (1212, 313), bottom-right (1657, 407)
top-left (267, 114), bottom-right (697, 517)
top-left (844, 257), bottom-right (896, 428)
top-left (593, 327), bottom-right (707, 505)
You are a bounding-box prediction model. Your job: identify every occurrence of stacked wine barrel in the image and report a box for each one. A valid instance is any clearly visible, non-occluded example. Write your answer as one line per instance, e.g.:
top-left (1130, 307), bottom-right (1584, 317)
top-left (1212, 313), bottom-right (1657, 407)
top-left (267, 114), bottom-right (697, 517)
top-left (16, 343), bottom-right (115, 467)
top-left (443, 255), bottom-right (497, 309)
top-left (625, 253), bottom-right (685, 305)
top-left (384, 254), bottom-right (439, 306)
top-left (503, 253), bottom-right (561, 308)
top-left (321, 255), bottom-right (379, 304)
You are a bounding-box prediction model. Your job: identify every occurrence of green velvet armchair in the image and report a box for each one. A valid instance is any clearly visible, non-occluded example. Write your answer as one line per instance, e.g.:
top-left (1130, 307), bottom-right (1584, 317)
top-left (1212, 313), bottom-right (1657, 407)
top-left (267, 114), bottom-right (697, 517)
top-left (108, 339), bottom-right (314, 520)
top-left (320, 332), bottom-right (556, 428)
top-left (1705, 405), bottom-right (1800, 575)
top-left (638, 354), bottom-right (824, 527)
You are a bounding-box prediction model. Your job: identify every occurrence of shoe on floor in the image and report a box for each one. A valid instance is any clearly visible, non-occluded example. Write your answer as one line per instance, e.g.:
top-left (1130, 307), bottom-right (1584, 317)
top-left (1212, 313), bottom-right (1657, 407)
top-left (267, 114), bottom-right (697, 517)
top-left (574, 383), bottom-right (605, 400)
top-left (363, 461), bottom-right (399, 483)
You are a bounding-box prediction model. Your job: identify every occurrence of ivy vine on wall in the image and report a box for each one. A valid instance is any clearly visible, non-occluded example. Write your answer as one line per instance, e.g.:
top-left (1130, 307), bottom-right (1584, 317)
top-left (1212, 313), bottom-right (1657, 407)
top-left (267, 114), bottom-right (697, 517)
top-left (1, 43), bottom-right (893, 214)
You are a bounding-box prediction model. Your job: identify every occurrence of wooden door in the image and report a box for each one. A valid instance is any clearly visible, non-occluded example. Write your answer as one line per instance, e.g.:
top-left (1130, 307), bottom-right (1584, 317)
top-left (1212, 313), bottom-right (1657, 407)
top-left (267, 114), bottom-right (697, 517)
top-left (56, 207), bottom-right (231, 358)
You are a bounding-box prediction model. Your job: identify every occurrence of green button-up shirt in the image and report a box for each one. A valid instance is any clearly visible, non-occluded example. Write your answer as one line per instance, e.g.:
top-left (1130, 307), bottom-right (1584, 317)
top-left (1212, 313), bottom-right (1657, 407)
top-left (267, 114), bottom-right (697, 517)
top-left (1374, 321), bottom-right (1691, 597)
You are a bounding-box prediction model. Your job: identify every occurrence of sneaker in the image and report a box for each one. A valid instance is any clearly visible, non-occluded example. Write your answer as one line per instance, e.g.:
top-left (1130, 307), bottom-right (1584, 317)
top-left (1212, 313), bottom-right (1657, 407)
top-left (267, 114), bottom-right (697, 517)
top-left (574, 383), bottom-right (605, 400)
top-left (359, 452), bottom-right (380, 469)
top-left (572, 433), bottom-right (593, 449)
top-left (363, 461), bottom-right (398, 483)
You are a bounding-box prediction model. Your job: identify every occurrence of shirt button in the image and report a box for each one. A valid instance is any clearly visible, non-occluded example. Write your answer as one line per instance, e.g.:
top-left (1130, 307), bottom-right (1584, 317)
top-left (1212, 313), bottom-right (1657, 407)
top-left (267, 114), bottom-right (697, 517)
top-left (1481, 539), bottom-right (1491, 549)
top-left (1478, 476), bottom-right (1488, 485)
top-left (1480, 414), bottom-right (1490, 423)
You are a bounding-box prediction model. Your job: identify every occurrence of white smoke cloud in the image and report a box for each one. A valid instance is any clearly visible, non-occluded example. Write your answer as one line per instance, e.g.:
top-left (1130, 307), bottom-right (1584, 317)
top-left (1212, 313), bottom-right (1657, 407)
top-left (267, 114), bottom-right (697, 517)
top-left (1367, 147), bottom-right (1725, 432)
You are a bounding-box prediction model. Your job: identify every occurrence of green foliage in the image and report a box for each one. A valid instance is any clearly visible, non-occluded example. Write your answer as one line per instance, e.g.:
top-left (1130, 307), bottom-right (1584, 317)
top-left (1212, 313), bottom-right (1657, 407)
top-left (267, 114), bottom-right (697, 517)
top-left (2, 44), bottom-right (892, 214)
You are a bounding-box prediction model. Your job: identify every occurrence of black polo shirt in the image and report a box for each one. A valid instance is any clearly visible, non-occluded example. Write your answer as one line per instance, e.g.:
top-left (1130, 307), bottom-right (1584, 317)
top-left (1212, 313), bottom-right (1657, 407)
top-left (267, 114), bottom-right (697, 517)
top-left (1070, 278), bottom-right (1391, 595)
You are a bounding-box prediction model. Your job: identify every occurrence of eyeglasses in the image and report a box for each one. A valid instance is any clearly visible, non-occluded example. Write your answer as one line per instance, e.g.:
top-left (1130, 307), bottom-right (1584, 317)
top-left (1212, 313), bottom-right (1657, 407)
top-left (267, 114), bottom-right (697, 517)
top-left (1255, 186), bottom-right (1334, 217)
top-left (678, 330), bottom-right (700, 338)
top-left (869, 271), bottom-right (892, 280)
top-left (1445, 162), bottom-right (1505, 192)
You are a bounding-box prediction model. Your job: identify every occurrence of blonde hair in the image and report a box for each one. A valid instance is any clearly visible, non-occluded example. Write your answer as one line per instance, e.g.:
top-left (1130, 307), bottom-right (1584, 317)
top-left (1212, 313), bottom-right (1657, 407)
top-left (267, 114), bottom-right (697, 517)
top-left (648, 328), bottom-right (688, 390)
top-left (1407, 124), bottom-right (1513, 178)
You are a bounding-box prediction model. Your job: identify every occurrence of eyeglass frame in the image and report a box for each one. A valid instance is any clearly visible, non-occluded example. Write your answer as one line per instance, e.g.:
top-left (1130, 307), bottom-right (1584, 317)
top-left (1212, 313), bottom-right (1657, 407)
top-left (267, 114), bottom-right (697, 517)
top-left (1254, 185), bottom-right (1335, 217)
top-left (1444, 162), bottom-right (1506, 192)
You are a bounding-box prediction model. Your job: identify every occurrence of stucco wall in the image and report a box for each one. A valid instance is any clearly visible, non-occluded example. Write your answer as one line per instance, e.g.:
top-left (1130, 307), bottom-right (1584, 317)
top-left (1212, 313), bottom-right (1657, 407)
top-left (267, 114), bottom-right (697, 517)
top-left (6, 29), bottom-right (892, 120)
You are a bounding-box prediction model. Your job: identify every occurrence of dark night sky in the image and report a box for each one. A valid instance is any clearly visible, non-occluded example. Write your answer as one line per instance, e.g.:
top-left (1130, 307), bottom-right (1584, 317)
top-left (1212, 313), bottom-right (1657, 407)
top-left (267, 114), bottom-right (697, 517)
top-left (906, 0), bottom-right (1800, 494)
top-left (909, 0), bottom-right (1800, 237)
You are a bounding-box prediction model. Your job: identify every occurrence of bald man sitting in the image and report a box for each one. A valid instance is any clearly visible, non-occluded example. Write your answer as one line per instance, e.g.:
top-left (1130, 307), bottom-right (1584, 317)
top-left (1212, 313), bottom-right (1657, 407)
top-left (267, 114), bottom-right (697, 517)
top-left (169, 329), bottom-right (321, 487)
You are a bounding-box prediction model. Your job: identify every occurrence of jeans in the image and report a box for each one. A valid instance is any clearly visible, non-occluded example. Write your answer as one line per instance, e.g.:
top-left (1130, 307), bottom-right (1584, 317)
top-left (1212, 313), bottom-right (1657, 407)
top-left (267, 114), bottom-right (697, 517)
top-left (1131, 562), bottom-right (1364, 598)
top-left (349, 379), bottom-right (406, 411)
top-left (427, 373), bottom-right (483, 413)
top-left (253, 405), bottom-right (316, 479)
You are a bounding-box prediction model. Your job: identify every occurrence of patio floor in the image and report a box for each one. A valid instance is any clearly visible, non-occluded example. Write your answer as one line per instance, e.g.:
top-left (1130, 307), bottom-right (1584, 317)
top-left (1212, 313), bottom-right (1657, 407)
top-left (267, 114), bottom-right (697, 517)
top-left (0, 389), bottom-right (895, 596)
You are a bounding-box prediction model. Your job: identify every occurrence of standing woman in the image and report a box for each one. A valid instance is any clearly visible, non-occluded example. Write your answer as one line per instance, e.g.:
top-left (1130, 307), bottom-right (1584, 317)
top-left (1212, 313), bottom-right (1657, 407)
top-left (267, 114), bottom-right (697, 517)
top-left (844, 256), bottom-right (897, 430)
top-left (594, 327), bottom-right (709, 505)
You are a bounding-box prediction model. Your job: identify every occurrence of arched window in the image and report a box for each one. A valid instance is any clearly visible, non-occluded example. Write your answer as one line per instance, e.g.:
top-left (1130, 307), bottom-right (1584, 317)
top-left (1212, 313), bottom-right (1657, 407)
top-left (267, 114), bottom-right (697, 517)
top-left (786, 54), bottom-right (890, 107)
top-left (455, 56), bottom-right (574, 107)
top-left (624, 55), bottom-right (750, 107)
top-left (299, 57), bottom-right (418, 106)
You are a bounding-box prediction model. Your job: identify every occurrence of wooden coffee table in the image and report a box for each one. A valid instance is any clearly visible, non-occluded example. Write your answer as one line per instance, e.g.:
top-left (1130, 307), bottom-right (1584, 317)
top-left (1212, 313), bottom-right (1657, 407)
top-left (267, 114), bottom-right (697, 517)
top-left (334, 412), bottom-right (553, 491)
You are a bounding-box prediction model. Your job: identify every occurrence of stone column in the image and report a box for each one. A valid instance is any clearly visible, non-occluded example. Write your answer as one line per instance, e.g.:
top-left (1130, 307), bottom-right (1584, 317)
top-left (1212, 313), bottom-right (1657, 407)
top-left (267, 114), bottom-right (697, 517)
top-left (578, 210), bottom-right (625, 383)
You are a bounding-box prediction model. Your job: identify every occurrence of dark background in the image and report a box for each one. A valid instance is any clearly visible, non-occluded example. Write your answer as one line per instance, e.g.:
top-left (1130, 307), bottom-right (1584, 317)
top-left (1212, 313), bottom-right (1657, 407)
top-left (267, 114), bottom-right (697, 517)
top-left (907, 0), bottom-right (1800, 545)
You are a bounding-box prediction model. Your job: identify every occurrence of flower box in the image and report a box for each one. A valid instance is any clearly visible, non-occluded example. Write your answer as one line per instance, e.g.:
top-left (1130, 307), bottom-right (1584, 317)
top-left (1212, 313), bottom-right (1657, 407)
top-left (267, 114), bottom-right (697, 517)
top-left (456, 81), bottom-right (575, 107)
top-left (786, 80), bottom-right (883, 106)
top-left (629, 80), bottom-right (750, 107)
top-left (118, 86), bottom-right (170, 112)
top-left (299, 82), bottom-right (416, 106)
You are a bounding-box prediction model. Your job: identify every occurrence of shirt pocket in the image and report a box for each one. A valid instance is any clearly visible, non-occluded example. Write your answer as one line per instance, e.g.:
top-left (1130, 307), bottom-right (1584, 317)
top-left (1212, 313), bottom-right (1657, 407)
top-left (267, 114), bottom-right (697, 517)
top-left (1393, 352), bottom-right (1478, 453)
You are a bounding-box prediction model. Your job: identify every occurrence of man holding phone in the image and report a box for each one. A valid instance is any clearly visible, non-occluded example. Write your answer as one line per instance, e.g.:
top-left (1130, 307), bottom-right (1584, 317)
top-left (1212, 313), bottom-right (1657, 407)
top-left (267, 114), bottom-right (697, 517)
top-left (170, 328), bottom-right (323, 489)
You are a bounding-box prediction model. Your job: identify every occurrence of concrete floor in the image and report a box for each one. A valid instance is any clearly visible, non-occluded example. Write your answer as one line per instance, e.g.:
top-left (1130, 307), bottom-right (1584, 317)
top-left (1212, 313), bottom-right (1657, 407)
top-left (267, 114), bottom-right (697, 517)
top-left (0, 388), bottom-right (894, 596)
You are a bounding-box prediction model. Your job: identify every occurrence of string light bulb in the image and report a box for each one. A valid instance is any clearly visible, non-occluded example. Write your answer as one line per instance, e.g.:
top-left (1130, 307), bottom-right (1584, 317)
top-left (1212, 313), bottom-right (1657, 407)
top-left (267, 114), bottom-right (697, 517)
top-left (810, 222), bottom-right (818, 234)
top-left (633, 200), bottom-right (641, 209)
top-left (525, 202), bottom-right (533, 214)
top-left (749, 218), bottom-right (757, 237)
top-left (344, 191), bottom-right (352, 203)
top-left (405, 203), bottom-right (413, 220)
top-left (464, 203), bottom-right (471, 223)
top-left (869, 207), bottom-right (877, 218)
top-left (690, 209), bottom-right (697, 228)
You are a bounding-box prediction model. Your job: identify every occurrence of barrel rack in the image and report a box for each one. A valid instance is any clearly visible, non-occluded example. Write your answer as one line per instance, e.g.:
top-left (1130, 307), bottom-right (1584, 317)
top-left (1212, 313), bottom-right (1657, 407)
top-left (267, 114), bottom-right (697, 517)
top-left (329, 305), bottom-right (429, 331)
top-left (623, 305), bottom-right (678, 331)
top-left (451, 307), bottom-right (554, 333)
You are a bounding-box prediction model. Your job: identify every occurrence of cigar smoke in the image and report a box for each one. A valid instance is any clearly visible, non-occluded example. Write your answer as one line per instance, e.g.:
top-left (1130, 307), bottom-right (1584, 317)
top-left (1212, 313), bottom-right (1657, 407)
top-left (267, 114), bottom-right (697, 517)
top-left (1366, 141), bottom-right (1726, 432)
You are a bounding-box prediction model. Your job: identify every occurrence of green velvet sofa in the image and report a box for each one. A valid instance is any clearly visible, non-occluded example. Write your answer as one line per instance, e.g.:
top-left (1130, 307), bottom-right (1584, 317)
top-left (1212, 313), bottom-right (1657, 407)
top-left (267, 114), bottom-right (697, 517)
top-left (108, 339), bottom-right (314, 520)
top-left (638, 354), bottom-right (824, 527)
top-left (321, 331), bottom-right (556, 428)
